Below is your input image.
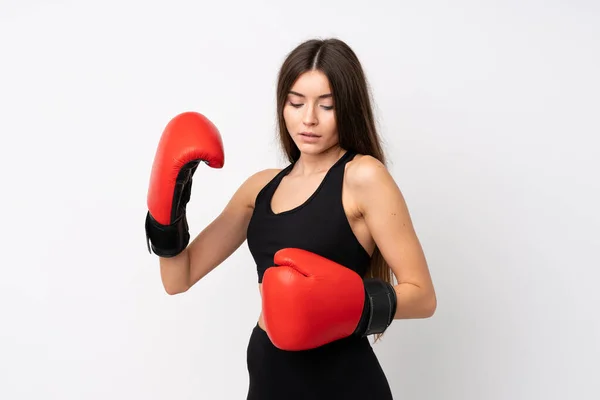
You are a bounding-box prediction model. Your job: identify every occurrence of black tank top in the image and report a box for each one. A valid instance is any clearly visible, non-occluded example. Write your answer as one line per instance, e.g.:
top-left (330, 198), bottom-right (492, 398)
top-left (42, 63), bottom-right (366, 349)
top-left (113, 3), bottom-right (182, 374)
top-left (247, 150), bottom-right (372, 283)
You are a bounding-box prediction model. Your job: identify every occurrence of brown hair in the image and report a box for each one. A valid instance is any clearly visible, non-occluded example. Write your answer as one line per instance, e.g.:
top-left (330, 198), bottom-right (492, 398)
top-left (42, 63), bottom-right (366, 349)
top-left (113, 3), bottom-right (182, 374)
top-left (275, 38), bottom-right (395, 342)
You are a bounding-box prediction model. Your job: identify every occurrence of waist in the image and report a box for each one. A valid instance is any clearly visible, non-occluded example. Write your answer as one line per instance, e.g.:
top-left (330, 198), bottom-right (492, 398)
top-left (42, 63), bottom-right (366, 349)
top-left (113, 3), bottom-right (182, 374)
top-left (251, 322), bottom-right (372, 357)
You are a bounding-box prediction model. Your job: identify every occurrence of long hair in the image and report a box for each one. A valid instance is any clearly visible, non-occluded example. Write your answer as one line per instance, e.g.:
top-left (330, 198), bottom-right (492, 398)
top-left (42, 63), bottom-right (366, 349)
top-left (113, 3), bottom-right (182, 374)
top-left (275, 38), bottom-right (395, 342)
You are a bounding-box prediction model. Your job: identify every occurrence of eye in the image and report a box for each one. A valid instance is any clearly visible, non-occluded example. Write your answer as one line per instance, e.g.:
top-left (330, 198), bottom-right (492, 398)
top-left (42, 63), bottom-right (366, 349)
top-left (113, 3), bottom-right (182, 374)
top-left (288, 101), bottom-right (333, 110)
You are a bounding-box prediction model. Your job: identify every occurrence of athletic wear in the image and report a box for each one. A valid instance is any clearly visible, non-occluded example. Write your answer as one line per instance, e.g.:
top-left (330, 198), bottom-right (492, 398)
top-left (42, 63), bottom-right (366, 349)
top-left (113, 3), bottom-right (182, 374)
top-left (246, 323), bottom-right (393, 400)
top-left (247, 150), bottom-right (371, 283)
top-left (245, 150), bottom-right (394, 399)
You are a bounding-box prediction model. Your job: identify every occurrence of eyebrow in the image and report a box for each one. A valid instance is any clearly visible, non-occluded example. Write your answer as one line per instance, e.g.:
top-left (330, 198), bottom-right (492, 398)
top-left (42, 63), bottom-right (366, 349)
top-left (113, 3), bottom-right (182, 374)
top-left (288, 90), bottom-right (332, 99)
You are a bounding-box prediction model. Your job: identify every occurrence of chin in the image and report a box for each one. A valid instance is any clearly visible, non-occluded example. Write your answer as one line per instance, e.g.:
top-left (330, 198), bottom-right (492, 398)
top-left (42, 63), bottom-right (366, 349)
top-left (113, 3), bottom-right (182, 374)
top-left (293, 137), bottom-right (339, 155)
top-left (296, 143), bottom-right (324, 155)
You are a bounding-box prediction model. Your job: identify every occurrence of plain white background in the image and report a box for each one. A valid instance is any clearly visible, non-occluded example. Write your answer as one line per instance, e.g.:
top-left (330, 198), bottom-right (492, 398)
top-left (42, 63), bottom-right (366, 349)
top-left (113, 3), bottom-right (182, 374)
top-left (1, 0), bottom-right (598, 398)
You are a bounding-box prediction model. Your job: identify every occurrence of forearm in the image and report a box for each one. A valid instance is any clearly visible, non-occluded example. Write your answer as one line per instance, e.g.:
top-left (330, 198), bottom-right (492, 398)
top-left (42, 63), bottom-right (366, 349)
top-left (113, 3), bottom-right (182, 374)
top-left (392, 282), bottom-right (437, 319)
top-left (159, 248), bottom-right (191, 294)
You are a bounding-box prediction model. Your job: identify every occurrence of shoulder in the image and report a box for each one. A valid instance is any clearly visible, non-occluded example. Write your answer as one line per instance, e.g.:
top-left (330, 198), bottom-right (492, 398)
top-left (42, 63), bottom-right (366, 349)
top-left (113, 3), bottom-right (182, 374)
top-left (345, 154), bottom-right (399, 213)
top-left (245, 168), bottom-right (283, 188)
top-left (345, 154), bottom-right (390, 190)
top-left (238, 168), bottom-right (283, 208)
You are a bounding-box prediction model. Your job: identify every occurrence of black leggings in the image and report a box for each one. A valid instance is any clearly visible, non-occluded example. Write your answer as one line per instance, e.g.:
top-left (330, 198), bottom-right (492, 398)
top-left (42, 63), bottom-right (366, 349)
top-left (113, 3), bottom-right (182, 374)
top-left (246, 324), bottom-right (394, 400)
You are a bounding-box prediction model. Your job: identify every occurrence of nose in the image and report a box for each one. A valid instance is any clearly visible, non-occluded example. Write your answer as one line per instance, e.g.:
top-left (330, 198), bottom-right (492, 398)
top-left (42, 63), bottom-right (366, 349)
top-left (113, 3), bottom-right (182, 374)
top-left (302, 105), bottom-right (318, 126)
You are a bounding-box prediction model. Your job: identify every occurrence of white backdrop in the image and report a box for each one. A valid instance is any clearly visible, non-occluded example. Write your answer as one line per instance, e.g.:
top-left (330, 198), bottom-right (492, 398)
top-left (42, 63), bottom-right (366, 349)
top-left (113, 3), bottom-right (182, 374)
top-left (1, 0), bottom-right (599, 399)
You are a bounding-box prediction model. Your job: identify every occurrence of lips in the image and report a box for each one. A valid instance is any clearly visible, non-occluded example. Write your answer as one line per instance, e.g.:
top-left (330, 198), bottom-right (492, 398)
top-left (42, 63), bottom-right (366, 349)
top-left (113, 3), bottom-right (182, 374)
top-left (300, 132), bottom-right (321, 137)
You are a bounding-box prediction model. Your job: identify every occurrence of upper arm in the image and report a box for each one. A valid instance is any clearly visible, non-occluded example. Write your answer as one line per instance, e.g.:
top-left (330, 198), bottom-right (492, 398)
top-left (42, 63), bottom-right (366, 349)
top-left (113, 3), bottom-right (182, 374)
top-left (187, 169), bottom-right (280, 286)
top-left (348, 156), bottom-right (434, 293)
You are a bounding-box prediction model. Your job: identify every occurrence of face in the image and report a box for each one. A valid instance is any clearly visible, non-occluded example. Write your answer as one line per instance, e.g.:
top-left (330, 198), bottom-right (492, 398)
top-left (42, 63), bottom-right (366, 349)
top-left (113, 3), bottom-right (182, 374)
top-left (283, 70), bottom-right (339, 155)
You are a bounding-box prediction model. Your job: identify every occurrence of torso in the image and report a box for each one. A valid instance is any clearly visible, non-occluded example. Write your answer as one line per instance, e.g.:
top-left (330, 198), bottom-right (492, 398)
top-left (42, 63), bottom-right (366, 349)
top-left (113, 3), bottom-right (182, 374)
top-left (248, 153), bottom-right (375, 330)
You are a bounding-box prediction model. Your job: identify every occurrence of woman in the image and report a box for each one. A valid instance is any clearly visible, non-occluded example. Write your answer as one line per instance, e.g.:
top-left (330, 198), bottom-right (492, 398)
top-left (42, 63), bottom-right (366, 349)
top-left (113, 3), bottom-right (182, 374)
top-left (145, 37), bottom-right (437, 400)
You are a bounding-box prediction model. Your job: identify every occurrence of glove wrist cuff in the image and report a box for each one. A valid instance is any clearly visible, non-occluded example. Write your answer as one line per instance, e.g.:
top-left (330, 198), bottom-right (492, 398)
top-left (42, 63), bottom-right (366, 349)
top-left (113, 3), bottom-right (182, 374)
top-left (354, 279), bottom-right (397, 337)
top-left (145, 211), bottom-right (190, 258)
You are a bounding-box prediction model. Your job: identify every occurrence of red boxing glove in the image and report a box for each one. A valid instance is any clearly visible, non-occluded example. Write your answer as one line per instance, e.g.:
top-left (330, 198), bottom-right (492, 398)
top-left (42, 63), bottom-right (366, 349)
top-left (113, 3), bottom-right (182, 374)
top-left (145, 111), bottom-right (224, 257)
top-left (262, 248), bottom-right (397, 351)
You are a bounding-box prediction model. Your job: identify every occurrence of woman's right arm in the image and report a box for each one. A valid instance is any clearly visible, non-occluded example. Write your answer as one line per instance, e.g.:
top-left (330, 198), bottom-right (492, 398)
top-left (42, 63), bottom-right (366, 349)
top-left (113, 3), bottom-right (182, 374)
top-left (158, 169), bottom-right (279, 294)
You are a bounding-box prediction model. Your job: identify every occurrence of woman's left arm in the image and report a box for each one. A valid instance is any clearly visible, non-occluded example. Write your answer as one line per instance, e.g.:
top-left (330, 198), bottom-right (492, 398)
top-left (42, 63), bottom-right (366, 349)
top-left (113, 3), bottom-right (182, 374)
top-left (350, 156), bottom-right (437, 320)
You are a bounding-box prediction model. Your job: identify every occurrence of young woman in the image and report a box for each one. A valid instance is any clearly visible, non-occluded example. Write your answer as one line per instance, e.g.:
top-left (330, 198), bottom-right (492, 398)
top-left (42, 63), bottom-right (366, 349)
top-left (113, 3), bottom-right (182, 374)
top-left (145, 37), bottom-right (437, 400)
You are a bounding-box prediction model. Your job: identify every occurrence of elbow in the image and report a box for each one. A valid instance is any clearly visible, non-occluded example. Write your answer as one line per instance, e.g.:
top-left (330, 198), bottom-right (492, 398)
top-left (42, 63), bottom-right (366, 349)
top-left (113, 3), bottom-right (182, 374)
top-left (163, 284), bottom-right (189, 296)
top-left (423, 293), bottom-right (437, 318)
top-left (407, 291), bottom-right (436, 319)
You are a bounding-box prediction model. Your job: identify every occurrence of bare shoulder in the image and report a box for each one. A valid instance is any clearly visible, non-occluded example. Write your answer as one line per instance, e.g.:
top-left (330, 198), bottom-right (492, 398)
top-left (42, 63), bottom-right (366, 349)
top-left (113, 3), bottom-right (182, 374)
top-left (345, 154), bottom-right (404, 214)
top-left (238, 168), bottom-right (283, 208)
top-left (345, 154), bottom-right (391, 190)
